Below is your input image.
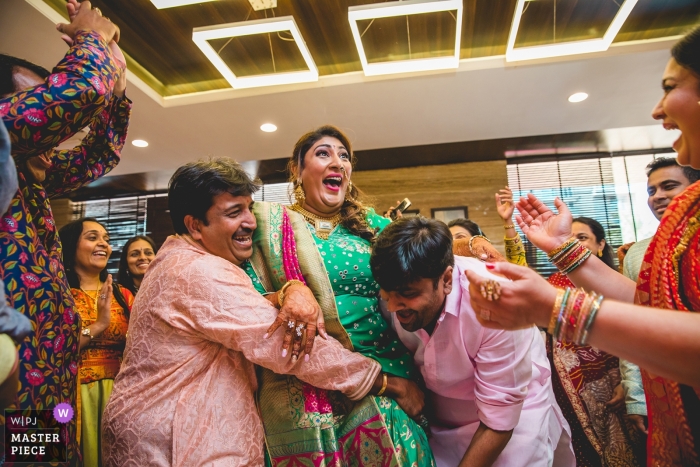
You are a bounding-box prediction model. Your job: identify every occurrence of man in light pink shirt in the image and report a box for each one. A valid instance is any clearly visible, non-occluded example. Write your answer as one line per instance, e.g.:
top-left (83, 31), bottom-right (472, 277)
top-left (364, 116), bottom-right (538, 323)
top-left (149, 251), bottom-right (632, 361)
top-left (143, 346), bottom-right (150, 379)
top-left (371, 217), bottom-right (575, 467)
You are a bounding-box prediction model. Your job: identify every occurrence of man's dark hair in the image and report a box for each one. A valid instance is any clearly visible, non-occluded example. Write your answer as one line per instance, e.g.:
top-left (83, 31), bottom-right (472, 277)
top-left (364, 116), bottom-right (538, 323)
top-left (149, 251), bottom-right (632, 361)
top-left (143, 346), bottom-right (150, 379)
top-left (0, 54), bottom-right (50, 96)
top-left (646, 157), bottom-right (700, 185)
top-left (371, 217), bottom-right (454, 292)
top-left (446, 218), bottom-right (482, 237)
top-left (168, 158), bottom-right (261, 234)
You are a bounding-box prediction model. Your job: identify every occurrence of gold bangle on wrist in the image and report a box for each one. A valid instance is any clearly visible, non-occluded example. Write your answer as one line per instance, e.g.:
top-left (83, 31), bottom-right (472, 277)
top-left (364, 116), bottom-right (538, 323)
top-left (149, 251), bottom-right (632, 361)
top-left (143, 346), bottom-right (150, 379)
top-left (278, 279), bottom-right (304, 307)
top-left (503, 224), bottom-right (515, 230)
top-left (376, 373), bottom-right (388, 396)
top-left (81, 326), bottom-right (93, 340)
top-left (548, 289), bottom-right (566, 335)
top-left (468, 234), bottom-right (491, 256)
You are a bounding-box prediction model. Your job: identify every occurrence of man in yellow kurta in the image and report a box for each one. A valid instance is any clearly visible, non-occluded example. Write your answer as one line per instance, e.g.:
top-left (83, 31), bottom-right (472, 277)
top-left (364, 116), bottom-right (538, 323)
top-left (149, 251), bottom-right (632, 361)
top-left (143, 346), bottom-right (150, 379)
top-left (102, 159), bottom-right (387, 466)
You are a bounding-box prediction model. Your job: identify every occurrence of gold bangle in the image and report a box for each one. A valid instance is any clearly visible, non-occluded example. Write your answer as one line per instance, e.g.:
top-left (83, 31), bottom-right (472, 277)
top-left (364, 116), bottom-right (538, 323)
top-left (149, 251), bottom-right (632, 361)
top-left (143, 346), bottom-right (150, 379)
top-left (547, 238), bottom-right (577, 259)
top-left (468, 234), bottom-right (491, 256)
top-left (548, 289), bottom-right (566, 335)
top-left (376, 373), bottom-right (388, 396)
top-left (278, 279), bottom-right (304, 308)
top-left (503, 224), bottom-right (515, 230)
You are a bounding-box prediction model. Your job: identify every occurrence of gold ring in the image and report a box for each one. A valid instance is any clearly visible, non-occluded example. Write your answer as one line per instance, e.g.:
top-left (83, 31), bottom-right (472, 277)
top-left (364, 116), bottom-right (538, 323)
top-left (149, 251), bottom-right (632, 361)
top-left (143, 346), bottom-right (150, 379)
top-left (480, 280), bottom-right (501, 301)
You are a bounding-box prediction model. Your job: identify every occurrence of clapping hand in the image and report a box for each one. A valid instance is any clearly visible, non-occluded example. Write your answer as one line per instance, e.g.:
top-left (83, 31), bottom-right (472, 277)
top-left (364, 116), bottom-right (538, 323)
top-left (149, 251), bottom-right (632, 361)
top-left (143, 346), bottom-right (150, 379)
top-left (515, 194), bottom-right (573, 254)
top-left (465, 261), bottom-right (557, 330)
top-left (57, 0), bottom-right (120, 44)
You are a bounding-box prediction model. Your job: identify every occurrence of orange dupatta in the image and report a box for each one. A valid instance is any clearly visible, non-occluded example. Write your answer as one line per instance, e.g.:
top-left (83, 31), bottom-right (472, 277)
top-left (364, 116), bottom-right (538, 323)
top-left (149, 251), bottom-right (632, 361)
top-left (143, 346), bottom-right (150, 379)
top-left (636, 180), bottom-right (700, 467)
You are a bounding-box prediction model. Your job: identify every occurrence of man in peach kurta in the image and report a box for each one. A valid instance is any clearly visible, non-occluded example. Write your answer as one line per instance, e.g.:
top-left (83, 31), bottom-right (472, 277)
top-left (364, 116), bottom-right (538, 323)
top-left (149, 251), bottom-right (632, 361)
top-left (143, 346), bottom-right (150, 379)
top-left (101, 160), bottom-right (382, 466)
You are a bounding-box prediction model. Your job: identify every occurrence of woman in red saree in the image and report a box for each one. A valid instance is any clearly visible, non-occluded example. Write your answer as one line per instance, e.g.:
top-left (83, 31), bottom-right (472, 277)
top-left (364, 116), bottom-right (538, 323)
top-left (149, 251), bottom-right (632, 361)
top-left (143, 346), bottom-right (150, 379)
top-left (462, 26), bottom-right (700, 467)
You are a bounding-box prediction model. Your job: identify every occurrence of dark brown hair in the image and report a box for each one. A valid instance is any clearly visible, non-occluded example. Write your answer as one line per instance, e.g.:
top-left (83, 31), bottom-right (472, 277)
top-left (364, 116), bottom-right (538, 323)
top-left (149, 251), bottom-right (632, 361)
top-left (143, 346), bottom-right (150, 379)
top-left (288, 125), bottom-right (377, 242)
top-left (672, 25), bottom-right (700, 80)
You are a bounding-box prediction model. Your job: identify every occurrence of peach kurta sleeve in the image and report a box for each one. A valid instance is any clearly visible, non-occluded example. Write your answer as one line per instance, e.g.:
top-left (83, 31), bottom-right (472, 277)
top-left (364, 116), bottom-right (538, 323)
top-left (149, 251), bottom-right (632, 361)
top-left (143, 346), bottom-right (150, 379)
top-left (175, 251), bottom-right (381, 401)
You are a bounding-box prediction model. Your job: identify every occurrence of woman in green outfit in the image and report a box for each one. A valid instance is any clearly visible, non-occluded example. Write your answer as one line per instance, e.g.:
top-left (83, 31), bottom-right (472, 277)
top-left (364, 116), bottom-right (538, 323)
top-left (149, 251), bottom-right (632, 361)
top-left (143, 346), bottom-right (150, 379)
top-left (244, 125), bottom-right (434, 466)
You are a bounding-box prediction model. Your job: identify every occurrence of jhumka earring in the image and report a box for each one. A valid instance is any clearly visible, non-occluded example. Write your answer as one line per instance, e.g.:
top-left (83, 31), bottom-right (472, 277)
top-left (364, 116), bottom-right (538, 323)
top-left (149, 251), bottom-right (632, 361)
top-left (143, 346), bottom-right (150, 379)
top-left (294, 182), bottom-right (305, 205)
top-left (345, 180), bottom-right (354, 201)
top-left (597, 250), bottom-right (603, 258)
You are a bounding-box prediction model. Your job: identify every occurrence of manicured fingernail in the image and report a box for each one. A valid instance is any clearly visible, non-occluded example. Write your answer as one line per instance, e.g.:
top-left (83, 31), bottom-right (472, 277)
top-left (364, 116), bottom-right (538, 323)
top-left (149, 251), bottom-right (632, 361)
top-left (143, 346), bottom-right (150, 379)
top-left (304, 354), bottom-right (310, 362)
top-left (263, 333), bottom-right (269, 339)
top-left (291, 355), bottom-right (298, 363)
top-left (281, 349), bottom-right (287, 358)
top-left (485, 263), bottom-right (495, 270)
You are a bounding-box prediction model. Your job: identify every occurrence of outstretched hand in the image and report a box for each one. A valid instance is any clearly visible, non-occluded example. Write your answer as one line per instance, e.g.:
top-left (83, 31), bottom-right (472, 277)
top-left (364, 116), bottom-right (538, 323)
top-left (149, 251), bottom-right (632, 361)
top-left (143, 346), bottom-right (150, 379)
top-left (264, 284), bottom-right (327, 363)
top-left (495, 186), bottom-right (516, 222)
top-left (515, 194), bottom-right (573, 254)
top-left (464, 262), bottom-right (556, 330)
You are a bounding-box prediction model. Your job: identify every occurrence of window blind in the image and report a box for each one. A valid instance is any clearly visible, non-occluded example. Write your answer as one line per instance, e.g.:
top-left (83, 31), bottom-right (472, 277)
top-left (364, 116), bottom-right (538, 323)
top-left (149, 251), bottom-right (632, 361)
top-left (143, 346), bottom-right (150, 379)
top-left (506, 152), bottom-right (672, 277)
top-left (253, 182), bottom-right (294, 205)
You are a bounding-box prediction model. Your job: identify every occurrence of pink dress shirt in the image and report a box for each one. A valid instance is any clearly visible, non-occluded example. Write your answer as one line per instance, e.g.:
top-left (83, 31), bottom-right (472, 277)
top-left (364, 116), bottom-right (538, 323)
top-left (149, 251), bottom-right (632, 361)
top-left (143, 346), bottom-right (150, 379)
top-left (393, 256), bottom-right (574, 467)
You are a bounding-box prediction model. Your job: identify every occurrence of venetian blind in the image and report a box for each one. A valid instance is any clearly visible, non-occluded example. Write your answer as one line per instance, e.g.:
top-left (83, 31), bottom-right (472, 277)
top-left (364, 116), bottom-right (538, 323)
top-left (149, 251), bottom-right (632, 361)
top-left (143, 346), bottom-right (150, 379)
top-left (506, 152), bottom-right (672, 277)
top-left (253, 182), bottom-right (294, 205)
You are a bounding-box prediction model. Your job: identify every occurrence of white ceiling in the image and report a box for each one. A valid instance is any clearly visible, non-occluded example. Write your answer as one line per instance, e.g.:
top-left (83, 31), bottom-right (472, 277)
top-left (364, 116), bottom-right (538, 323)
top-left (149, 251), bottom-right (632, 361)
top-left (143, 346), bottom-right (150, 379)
top-left (1, 0), bottom-right (678, 177)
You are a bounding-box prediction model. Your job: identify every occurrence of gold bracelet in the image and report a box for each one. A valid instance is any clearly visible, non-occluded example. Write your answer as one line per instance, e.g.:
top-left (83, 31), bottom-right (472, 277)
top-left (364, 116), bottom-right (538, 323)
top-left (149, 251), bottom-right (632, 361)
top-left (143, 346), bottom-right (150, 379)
top-left (376, 373), bottom-right (388, 396)
top-left (278, 279), bottom-right (304, 308)
top-left (548, 289), bottom-right (566, 335)
top-left (468, 234), bottom-right (491, 256)
top-left (503, 224), bottom-right (515, 230)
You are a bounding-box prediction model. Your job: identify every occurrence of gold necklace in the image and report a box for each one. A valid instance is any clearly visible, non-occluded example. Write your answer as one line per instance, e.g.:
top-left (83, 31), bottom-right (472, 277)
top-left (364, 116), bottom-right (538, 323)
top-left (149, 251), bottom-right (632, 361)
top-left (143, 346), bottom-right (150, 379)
top-left (288, 204), bottom-right (342, 240)
top-left (80, 281), bottom-right (101, 315)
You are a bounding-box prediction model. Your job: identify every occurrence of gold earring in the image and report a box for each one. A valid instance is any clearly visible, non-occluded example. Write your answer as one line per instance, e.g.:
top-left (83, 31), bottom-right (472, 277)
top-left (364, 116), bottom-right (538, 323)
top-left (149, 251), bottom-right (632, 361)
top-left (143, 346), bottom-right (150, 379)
top-left (597, 250), bottom-right (603, 257)
top-left (345, 181), bottom-right (354, 201)
top-left (294, 183), bottom-right (305, 205)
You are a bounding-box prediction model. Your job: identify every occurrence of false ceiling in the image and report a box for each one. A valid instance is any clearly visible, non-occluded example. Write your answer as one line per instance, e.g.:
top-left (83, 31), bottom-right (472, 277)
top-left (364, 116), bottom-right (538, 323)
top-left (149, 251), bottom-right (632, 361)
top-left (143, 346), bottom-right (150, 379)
top-left (27, 0), bottom-right (700, 101)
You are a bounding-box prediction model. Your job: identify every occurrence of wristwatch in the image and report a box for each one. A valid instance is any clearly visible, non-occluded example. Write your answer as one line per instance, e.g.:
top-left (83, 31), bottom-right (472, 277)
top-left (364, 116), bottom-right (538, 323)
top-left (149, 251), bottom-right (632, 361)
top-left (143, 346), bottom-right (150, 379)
top-left (81, 327), bottom-right (92, 339)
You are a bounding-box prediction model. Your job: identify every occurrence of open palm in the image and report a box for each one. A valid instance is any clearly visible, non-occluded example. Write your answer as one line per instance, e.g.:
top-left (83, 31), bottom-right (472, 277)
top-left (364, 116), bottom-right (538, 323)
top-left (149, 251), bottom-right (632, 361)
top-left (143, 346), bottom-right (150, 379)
top-left (515, 194), bottom-right (573, 254)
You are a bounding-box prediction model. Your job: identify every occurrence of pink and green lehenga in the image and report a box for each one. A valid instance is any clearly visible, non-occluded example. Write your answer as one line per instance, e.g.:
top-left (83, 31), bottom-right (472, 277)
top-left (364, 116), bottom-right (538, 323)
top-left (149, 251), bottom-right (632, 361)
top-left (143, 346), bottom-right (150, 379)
top-left (243, 202), bottom-right (434, 467)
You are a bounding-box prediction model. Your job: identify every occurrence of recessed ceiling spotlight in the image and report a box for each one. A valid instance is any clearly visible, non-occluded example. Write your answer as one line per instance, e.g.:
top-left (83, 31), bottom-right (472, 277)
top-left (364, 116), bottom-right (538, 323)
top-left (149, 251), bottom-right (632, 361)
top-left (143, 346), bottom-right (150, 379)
top-left (132, 139), bottom-right (149, 147)
top-left (260, 123), bottom-right (277, 133)
top-left (568, 92), bottom-right (588, 103)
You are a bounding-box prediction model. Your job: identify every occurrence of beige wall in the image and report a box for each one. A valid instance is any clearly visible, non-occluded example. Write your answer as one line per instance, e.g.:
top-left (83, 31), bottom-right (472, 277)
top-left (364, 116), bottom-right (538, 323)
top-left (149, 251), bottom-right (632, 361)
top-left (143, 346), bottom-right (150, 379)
top-left (352, 160), bottom-right (508, 251)
top-left (51, 198), bottom-right (76, 230)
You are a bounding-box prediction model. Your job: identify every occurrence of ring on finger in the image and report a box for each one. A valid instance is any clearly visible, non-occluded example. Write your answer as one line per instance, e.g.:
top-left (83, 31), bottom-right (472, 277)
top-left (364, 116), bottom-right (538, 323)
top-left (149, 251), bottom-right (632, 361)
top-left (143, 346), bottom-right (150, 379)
top-left (295, 323), bottom-right (306, 337)
top-left (99, 294), bottom-right (106, 299)
top-left (287, 320), bottom-right (296, 329)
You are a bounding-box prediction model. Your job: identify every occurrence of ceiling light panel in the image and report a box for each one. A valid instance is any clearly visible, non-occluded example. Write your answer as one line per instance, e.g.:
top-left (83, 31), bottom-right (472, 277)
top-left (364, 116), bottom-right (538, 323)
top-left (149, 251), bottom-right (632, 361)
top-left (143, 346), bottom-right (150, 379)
top-left (151, 0), bottom-right (218, 9)
top-left (506, 0), bottom-right (638, 62)
top-left (193, 16), bottom-right (318, 90)
top-left (348, 0), bottom-right (463, 77)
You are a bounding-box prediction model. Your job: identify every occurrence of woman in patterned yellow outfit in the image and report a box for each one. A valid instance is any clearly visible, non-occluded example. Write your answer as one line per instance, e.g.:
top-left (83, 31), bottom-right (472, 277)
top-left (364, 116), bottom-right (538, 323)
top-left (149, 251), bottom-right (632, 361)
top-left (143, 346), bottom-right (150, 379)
top-left (59, 218), bottom-right (133, 467)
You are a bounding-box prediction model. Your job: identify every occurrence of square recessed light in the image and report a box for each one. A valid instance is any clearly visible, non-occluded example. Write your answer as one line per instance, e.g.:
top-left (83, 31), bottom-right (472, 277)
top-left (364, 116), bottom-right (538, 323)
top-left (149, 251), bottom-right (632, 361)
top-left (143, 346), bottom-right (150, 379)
top-left (506, 0), bottom-right (638, 62)
top-left (192, 16), bottom-right (318, 89)
top-left (348, 0), bottom-right (463, 77)
top-left (151, 0), bottom-right (218, 9)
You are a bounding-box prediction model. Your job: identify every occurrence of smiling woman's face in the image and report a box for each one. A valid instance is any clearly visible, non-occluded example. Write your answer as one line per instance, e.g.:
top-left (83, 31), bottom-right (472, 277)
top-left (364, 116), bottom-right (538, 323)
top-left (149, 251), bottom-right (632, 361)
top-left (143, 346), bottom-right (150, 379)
top-left (126, 239), bottom-right (155, 278)
top-left (298, 136), bottom-right (352, 216)
top-left (75, 221), bottom-right (112, 275)
top-left (652, 58), bottom-right (700, 169)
